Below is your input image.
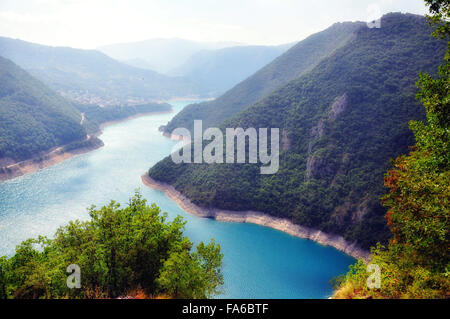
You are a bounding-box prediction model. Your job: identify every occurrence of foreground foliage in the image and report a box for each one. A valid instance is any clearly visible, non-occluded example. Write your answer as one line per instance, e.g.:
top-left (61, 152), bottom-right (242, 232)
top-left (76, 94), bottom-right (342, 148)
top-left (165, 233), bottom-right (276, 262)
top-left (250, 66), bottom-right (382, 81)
top-left (0, 192), bottom-right (223, 299)
top-left (334, 0), bottom-right (449, 298)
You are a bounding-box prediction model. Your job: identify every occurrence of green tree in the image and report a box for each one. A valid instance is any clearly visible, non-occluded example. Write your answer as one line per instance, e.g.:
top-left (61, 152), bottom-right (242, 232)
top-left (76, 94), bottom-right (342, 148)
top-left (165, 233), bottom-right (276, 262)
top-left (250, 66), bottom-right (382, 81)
top-left (156, 240), bottom-right (224, 299)
top-left (0, 192), bottom-right (223, 299)
top-left (425, 0), bottom-right (450, 39)
top-left (0, 256), bottom-right (7, 299)
top-left (334, 0), bottom-right (449, 299)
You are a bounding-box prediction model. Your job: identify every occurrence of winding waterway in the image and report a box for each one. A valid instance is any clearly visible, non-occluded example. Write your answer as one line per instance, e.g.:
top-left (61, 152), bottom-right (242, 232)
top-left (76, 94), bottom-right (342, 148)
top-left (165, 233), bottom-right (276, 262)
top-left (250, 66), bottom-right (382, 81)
top-left (0, 100), bottom-right (355, 298)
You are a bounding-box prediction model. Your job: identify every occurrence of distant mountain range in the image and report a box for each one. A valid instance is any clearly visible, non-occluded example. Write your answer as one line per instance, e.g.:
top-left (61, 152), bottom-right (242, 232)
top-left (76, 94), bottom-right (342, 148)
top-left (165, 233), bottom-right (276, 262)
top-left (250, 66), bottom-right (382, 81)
top-left (0, 37), bottom-right (198, 106)
top-left (0, 35), bottom-right (295, 167)
top-left (0, 37), bottom-right (293, 105)
top-left (168, 43), bottom-right (294, 96)
top-left (97, 38), bottom-right (242, 74)
top-left (0, 54), bottom-right (172, 165)
top-left (99, 38), bottom-right (294, 96)
top-left (149, 13), bottom-right (447, 249)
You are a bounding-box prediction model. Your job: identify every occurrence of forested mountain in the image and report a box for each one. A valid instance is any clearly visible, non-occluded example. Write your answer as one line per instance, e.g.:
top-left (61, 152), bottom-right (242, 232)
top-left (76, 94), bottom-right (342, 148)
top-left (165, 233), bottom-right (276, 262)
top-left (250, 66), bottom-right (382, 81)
top-left (0, 53), bottom-right (173, 165)
top-left (0, 37), bottom-right (198, 105)
top-left (163, 21), bottom-right (365, 133)
top-left (149, 13), bottom-right (447, 249)
top-left (0, 56), bottom-right (86, 162)
top-left (334, 1), bottom-right (449, 299)
top-left (169, 43), bottom-right (293, 96)
top-left (75, 102), bottom-right (172, 134)
top-left (98, 38), bottom-right (240, 74)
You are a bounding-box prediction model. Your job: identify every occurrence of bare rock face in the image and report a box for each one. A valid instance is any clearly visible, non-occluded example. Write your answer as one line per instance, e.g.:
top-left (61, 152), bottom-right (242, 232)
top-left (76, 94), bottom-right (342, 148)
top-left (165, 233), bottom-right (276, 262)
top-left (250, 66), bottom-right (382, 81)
top-left (305, 93), bottom-right (348, 181)
top-left (281, 129), bottom-right (291, 151)
top-left (328, 93), bottom-right (348, 121)
top-left (331, 201), bottom-right (351, 225)
top-left (331, 197), bottom-right (369, 229)
top-left (351, 199), bottom-right (369, 223)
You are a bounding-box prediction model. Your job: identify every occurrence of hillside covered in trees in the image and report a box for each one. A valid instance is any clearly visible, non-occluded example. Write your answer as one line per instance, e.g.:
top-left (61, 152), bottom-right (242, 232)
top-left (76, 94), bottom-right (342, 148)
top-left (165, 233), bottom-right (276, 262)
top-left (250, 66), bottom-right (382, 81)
top-left (0, 54), bottom-right (176, 167)
top-left (149, 13), bottom-right (447, 250)
top-left (162, 21), bottom-right (365, 133)
top-left (0, 56), bottom-right (87, 163)
top-left (333, 0), bottom-right (449, 299)
top-left (0, 37), bottom-right (198, 105)
top-left (97, 38), bottom-right (240, 74)
top-left (75, 102), bottom-right (172, 135)
top-left (0, 192), bottom-right (223, 299)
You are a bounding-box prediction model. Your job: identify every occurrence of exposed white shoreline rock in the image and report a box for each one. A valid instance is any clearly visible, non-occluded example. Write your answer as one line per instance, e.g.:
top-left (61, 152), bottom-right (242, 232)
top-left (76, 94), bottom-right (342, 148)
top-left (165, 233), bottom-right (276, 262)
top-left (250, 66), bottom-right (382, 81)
top-left (0, 110), bottom-right (172, 182)
top-left (141, 175), bottom-right (371, 261)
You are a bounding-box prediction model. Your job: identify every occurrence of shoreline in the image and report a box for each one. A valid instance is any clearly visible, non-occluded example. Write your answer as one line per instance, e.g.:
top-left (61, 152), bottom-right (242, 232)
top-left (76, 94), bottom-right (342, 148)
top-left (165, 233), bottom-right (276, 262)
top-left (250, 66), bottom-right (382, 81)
top-left (99, 109), bottom-right (172, 130)
top-left (0, 110), bottom-right (172, 182)
top-left (0, 136), bottom-right (104, 182)
top-left (161, 131), bottom-right (190, 142)
top-left (141, 174), bottom-right (370, 261)
top-left (163, 96), bottom-right (216, 103)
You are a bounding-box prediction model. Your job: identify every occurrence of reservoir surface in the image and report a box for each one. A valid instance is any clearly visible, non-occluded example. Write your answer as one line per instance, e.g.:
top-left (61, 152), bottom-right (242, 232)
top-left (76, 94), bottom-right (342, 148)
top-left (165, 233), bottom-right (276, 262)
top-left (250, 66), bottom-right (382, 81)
top-left (0, 100), bottom-right (355, 298)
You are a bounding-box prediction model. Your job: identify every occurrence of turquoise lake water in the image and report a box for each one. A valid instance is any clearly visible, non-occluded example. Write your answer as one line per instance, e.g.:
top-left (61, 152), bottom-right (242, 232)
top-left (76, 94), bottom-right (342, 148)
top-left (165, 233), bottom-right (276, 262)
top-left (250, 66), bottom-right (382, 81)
top-left (0, 100), bottom-right (355, 298)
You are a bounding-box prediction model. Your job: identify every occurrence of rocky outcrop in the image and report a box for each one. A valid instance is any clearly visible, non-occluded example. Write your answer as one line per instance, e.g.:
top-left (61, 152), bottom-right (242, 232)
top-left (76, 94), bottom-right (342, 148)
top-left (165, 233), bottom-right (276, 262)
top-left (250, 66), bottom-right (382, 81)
top-left (328, 93), bottom-right (348, 121)
top-left (305, 94), bottom-right (348, 181)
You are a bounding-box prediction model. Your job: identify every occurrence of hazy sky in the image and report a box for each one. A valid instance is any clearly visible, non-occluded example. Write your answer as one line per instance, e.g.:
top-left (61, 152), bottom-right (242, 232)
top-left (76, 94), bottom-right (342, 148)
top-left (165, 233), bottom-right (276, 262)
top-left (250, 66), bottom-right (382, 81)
top-left (0, 0), bottom-right (429, 49)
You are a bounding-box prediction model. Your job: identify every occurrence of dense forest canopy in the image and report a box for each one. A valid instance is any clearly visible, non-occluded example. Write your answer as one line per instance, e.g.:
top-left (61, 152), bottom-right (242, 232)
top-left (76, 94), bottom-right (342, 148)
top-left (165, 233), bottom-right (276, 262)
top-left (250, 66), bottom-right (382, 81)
top-left (0, 192), bottom-right (224, 299)
top-left (0, 56), bottom-right (86, 162)
top-left (149, 13), bottom-right (447, 250)
top-left (334, 0), bottom-right (449, 299)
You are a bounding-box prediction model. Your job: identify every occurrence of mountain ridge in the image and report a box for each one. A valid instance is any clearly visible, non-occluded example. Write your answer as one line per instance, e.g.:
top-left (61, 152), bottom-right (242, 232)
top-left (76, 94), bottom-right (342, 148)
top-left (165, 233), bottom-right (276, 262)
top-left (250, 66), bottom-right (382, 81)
top-left (0, 37), bottom-right (199, 105)
top-left (148, 13), bottom-right (447, 249)
top-left (168, 43), bottom-right (294, 96)
top-left (162, 20), bottom-right (366, 134)
top-left (98, 38), bottom-right (243, 74)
